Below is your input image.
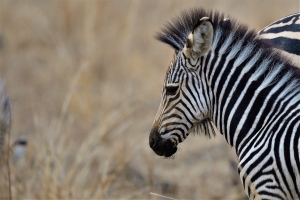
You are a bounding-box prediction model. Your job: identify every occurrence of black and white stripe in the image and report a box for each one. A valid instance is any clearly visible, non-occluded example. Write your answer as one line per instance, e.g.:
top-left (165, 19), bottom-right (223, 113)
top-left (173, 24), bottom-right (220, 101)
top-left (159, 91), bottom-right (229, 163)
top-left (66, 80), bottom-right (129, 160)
top-left (258, 13), bottom-right (300, 65)
top-left (150, 8), bottom-right (300, 199)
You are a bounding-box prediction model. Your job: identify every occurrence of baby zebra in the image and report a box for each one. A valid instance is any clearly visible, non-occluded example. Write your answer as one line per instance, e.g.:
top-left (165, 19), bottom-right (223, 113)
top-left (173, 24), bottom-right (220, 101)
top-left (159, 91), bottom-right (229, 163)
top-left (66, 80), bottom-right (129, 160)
top-left (149, 8), bottom-right (300, 200)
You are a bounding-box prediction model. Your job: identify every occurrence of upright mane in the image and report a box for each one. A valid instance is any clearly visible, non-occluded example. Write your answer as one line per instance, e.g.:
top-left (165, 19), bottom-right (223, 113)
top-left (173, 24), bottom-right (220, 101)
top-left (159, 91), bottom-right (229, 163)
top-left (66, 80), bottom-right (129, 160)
top-left (156, 8), bottom-right (257, 51)
top-left (155, 8), bottom-right (300, 138)
top-left (156, 8), bottom-right (297, 71)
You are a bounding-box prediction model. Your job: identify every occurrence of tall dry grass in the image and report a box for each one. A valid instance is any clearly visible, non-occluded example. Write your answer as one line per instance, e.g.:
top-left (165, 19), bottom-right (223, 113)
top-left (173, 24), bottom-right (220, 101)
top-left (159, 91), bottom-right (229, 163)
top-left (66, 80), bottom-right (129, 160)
top-left (0, 79), bottom-right (11, 199)
top-left (0, 0), bottom-right (298, 199)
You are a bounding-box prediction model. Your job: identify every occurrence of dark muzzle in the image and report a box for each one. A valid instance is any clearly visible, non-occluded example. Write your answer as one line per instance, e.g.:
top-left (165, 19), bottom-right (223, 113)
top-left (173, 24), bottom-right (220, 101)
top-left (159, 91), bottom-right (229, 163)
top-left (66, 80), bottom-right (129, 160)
top-left (149, 128), bottom-right (177, 157)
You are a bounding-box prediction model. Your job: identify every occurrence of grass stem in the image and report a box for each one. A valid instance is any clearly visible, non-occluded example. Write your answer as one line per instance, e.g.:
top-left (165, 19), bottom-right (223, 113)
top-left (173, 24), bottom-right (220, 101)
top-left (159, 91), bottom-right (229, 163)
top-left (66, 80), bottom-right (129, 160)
top-left (150, 192), bottom-right (178, 200)
top-left (6, 129), bottom-right (11, 200)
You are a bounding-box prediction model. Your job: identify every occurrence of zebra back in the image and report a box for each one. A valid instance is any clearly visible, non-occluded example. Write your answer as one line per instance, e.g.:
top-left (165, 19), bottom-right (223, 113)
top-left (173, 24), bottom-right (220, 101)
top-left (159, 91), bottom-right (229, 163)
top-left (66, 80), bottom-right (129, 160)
top-left (258, 13), bottom-right (300, 66)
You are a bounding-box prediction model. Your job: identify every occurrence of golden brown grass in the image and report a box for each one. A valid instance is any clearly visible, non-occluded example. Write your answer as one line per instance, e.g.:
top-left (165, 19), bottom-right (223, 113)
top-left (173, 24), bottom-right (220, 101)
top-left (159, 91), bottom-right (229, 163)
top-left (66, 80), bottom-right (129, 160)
top-left (0, 80), bottom-right (12, 200)
top-left (0, 0), bottom-right (298, 199)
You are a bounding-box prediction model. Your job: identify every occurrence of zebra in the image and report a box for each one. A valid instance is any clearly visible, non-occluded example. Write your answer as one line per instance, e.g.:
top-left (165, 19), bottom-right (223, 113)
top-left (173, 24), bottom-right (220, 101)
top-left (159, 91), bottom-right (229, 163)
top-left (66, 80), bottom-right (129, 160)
top-left (258, 13), bottom-right (300, 66)
top-left (0, 80), bottom-right (10, 148)
top-left (149, 8), bottom-right (300, 200)
top-left (0, 79), bottom-right (11, 170)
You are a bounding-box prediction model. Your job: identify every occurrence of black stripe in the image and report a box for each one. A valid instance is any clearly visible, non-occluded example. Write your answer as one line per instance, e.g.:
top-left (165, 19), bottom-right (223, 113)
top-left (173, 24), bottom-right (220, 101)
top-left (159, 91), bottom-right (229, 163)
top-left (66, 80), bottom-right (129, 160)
top-left (260, 23), bottom-right (300, 34)
top-left (260, 38), bottom-right (300, 56)
top-left (284, 118), bottom-right (300, 196)
top-left (273, 126), bottom-right (293, 198)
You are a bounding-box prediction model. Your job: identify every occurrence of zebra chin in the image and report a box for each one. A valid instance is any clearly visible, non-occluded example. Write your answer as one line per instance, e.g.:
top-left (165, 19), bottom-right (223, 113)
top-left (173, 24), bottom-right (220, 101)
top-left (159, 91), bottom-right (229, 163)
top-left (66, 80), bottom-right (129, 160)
top-left (149, 128), bottom-right (178, 157)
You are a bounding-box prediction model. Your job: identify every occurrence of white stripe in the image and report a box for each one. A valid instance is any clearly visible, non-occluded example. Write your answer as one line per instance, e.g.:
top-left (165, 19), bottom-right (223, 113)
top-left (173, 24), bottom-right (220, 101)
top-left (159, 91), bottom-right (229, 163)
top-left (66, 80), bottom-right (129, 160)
top-left (291, 121), bottom-right (300, 194)
top-left (210, 28), bottom-right (227, 86)
top-left (277, 50), bottom-right (300, 67)
top-left (239, 132), bottom-right (272, 196)
top-left (259, 31), bottom-right (300, 40)
top-left (231, 60), bottom-right (282, 146)
top-left (225, 46), bottom-right (266, 143)
top-left (219, 44), bottom-right (258, 135)
top-left (271, 110), bottom-right (300, 199)
top-left (234, 71), bottom-right (292, 148)
top-left (219, 33), bottom-right (235, 54)
top-left (259, 14), bottom-right (300, 33)
top-left (238, 79), bottom-right (299, 155)
top-left (279, 115), bottom-right (300, 199)
top-left (212, 37), bottom-right (243, 128)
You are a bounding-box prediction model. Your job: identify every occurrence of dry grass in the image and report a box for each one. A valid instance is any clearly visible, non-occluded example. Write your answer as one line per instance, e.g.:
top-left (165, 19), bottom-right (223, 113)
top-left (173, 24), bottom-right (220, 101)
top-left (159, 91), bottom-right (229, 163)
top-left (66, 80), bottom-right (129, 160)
top-left (0, 0), bottom-right (299, 199)
top-left (0, 80), bottom-right (11, 200)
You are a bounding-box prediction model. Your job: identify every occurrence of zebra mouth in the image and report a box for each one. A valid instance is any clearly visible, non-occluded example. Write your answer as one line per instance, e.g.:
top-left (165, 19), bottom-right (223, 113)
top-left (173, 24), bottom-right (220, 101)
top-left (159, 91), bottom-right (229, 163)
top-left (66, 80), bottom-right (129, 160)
top-left (149, 129), bottom-right (178, 157)
top-left (150, 138), bottom-right (177, 157)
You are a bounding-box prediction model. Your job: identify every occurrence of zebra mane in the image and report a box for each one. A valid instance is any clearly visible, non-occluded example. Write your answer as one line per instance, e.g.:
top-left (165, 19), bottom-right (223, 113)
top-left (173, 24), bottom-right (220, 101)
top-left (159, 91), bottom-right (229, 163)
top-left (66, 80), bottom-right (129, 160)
top-left (156, 8), bottom-right (257, 51)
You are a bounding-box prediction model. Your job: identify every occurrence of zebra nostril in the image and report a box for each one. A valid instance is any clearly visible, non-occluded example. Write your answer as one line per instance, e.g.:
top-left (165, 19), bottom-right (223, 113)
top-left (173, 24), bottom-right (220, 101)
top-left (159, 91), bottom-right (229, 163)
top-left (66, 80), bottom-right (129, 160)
top-left (149, 138), bottom-right (156, 148)
top-left (149, 128), bottom-right (161, 149)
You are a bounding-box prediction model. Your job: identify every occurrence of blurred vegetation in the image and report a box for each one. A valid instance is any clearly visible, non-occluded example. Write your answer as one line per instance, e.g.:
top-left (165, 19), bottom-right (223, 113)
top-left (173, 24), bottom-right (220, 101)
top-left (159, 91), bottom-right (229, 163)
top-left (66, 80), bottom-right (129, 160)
top-left (0, 0), bottom-right (298, 199)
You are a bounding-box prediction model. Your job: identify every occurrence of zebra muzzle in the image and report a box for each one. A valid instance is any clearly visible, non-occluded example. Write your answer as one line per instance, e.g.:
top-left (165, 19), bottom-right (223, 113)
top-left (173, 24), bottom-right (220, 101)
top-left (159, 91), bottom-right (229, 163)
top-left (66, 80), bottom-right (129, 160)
top-left (149, 128), bottom-right (177, 157)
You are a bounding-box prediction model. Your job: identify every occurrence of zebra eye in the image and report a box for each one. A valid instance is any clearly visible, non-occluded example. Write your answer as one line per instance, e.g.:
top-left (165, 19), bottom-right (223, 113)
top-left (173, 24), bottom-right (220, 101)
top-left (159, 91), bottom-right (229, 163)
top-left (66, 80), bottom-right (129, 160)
top-left (165, 85), bottom-right (179, 95)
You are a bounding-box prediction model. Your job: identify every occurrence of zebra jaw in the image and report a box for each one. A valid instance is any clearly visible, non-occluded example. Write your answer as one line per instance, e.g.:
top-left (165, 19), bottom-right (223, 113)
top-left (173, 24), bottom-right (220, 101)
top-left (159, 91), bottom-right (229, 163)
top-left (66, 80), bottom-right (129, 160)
top-left (149, 128), bottom-right (178, 157)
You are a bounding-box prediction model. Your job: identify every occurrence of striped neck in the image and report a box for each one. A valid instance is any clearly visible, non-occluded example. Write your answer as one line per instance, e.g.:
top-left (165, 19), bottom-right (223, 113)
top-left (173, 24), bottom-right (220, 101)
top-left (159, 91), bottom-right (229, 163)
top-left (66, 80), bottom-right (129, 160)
top-left (202, 27), bottom-right (299, 154)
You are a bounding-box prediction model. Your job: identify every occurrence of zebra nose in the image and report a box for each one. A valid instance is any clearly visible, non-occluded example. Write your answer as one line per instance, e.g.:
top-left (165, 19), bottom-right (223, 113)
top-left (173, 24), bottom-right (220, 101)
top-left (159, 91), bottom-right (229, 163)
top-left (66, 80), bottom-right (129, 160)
top-left (149, 128), bottom-right (178, 157)
top-left (149, 128), bottom-right (165, 156)
top-left (149, 128), bottom-right (160, 149)
top-left (149, 137), bottom-right (156, 148)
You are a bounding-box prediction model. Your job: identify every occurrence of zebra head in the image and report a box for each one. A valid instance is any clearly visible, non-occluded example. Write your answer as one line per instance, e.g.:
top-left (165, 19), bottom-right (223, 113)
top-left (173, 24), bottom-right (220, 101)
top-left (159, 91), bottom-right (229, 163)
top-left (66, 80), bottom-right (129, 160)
top-left (149, 17), bottom-right (215, 157)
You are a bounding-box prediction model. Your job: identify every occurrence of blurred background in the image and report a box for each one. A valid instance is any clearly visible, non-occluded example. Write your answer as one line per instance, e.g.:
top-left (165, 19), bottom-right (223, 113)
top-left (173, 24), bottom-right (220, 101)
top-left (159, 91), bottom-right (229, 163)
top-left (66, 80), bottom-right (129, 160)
top-left (0, 0), bottom-right (299, 199)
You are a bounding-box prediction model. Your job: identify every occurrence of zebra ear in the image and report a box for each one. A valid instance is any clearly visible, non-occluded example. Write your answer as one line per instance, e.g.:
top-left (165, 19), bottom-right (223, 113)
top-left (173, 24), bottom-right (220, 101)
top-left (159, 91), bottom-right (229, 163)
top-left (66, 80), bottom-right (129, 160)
top-left (183, 17), bottom-right (214, 59)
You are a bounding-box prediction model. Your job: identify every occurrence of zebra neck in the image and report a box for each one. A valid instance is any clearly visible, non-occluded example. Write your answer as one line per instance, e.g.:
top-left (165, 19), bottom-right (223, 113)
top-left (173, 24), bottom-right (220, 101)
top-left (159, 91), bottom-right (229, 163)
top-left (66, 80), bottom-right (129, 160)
top-left (204, 31), bottom-right (300, 154)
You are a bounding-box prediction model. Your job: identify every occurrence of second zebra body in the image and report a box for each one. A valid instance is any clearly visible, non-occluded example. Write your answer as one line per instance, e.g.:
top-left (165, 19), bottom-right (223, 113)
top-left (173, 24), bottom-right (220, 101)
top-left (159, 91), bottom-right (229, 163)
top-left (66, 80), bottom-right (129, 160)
top-left (258, 13), bottom-right (300, 65)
